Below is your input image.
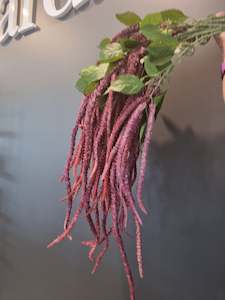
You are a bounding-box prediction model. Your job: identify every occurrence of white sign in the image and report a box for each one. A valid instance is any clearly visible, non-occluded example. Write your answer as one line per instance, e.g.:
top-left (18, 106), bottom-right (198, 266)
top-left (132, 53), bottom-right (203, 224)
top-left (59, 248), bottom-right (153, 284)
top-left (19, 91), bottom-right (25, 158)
top-left (0, 0), bottom-right (90, 44)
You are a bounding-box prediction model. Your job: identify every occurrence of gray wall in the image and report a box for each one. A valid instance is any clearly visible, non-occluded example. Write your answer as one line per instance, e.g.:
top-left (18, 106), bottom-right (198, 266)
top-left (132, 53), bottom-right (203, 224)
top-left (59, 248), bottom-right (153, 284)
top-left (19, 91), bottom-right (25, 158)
top-left (1, 0), bottom-right (225, 299)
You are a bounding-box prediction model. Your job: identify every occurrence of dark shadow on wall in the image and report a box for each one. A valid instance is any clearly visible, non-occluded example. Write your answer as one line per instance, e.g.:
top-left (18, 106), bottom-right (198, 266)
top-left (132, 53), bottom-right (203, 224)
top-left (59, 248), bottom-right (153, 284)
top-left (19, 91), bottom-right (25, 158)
top-left (0, 131), bottom-right (14, 298)
top-left (124, 117), bottom-right (225, 300)
top-left (0, 235), bottom-right (124, 300)
top-left (0, 131), bottom-right (16, 181)
top-left (93, 0), bottom-right (104, 4)
top-left (0, 189), bottom-right (13, 276)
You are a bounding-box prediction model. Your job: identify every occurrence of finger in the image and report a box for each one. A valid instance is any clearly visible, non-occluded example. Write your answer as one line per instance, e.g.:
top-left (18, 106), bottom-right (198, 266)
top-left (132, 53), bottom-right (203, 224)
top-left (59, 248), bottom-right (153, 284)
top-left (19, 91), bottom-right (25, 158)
top-left (214, 12), bottom-right (225, 46)
top-left (216, 11), bottom-right (225, 17)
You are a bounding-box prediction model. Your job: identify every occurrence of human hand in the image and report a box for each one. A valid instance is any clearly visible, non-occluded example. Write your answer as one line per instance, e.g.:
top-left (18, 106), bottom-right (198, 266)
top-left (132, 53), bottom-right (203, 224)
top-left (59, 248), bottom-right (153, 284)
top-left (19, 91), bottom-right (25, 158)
top-left (215, 12), bottom-right (225, 61)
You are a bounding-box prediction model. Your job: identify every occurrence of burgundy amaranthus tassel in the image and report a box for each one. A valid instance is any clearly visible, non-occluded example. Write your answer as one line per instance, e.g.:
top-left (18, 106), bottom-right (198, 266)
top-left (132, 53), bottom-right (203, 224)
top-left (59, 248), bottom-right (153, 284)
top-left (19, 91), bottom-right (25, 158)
top-left (48, 22), bottom-right (164, 300)
top-left (46, 8), bottom-right (225, 300)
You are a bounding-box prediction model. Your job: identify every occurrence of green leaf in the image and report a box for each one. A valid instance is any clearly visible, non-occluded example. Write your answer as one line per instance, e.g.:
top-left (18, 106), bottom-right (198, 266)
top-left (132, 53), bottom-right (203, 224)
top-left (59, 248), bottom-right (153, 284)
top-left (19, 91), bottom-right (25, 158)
top-left (119, 38), bottom-right (140, 50)
top-left (141, 9), bottom-right (187, 27)
top-left (154, 93), bottom-right (165, 106)
top-left (76, 77), bottom-right (98, 95)
top-left (151, 55), bottom-right (172, 66)
top-left (148, 45), bottom-right (174, 66)
top-left (154, 92), bottom-right (167, 116)
top-left (151, 34), bottom-right (179, 50)
top-left (144, 57), bottom-right (160, 77)
top-left (108, 74), bottom-right (144, 95)
top-left (141, 12), bottom-right (163, 27)
top-left (99, 37), bottom-right (111, 49)
top-left (157, 60), bottom-right (173, 71)
top-left (139, 122), bottom-right (147, 142)
top-left (141, 25), bottom-right (178, 49)
top-left (116, 11), bottom-right (141, 26)
top-left (99, 42), bottom-right (124, 63)
top-left (161, 9), bottom-right (188, 24)
top-left (76, 77), bottom-right (88, 93)
top-left (76, 63), bottom-right (109, 95)
top-left (140, 24), bottom-right (160, 40)
top-left (80, 63), bottom-right (109, 82)
top-left (84, 81), bottom-right (98, 95)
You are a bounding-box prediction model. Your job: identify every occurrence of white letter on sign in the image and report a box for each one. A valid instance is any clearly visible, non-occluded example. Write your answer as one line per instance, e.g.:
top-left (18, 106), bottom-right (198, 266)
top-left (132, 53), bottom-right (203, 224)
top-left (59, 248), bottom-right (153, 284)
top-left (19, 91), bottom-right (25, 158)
top-left (0, 0), bottom-right (19, 44)
top-left (19, 0), bottom-right (37, 34)
top-left (72, 0), bottom-right (90, 10)
top-left (43, 0), bottom-right (73, 18)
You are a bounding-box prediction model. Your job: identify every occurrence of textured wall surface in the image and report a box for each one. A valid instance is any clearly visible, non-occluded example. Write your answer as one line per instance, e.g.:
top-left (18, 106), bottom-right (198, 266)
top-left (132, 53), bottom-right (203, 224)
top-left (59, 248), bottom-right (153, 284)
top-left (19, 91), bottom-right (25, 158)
top-left (0, 1), bottom-right (225, 299)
